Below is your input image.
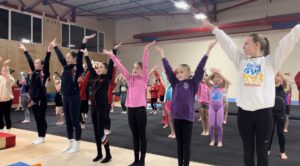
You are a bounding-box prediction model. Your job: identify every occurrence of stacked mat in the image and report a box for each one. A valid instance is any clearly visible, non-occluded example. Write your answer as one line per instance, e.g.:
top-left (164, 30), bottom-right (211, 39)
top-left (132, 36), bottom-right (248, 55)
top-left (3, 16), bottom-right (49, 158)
top-left (0, 132), bottom-right (16, 149)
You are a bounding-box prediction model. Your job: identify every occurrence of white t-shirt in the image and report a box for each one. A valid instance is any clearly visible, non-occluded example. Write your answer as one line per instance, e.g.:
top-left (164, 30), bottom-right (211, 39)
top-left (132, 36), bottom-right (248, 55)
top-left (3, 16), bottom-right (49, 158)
top-left (212, 25), bottom-right (300, 111)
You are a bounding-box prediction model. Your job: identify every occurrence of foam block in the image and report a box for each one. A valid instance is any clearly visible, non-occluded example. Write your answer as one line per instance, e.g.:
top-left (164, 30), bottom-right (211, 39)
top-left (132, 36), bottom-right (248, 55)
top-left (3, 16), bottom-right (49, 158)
top-left (7, 162), bottom-right (30, 166)
top-left (0, 132), bottom-right (16, 149)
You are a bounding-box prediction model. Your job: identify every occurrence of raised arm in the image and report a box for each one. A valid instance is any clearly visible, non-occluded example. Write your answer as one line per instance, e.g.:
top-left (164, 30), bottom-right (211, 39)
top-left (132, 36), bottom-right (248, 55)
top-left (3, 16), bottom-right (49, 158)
top-left (104, 49), bottom-right (131, 81)
top-left (43, 44), bottom-right (52, 80)
top-left (1, 60), bottom-right (15, 86)
top-left (153, 68), bottom-right (165, 87)
top-left (155, 46), bottom-right (178, 86)
top-left (191, 41), bottom-right (215, 88)
top-left (142, 41), bottom-right (155, 82)
top-left (268, 24), bottom-right (300, 71)
top-left (19, 43), bottom-right (34, 71)
top-left (201, 19), bottom-right (244, 68)
top-left (82, 48), bottom-right (97, 78)
top-left (50, 39), bottom-right (67, 67)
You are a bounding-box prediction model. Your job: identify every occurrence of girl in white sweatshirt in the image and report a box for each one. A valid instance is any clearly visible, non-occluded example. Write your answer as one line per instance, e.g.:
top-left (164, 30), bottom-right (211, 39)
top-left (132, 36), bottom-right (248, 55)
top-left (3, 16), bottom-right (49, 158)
top-left (202, 19), bottom-right (300, 166)
top-left (0, 58), bottom-right (15, 132)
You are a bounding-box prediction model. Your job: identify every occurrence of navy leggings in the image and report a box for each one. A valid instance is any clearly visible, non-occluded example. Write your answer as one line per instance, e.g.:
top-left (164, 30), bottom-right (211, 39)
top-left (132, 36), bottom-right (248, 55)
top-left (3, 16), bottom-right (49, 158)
top-left (63, 95), bottom-right (82, 140)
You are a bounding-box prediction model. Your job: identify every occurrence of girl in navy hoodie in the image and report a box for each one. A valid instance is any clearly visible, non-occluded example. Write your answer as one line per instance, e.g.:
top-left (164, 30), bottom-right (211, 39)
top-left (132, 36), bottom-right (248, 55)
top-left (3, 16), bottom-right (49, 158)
top-left (51, 34), bottom-right (95, 153)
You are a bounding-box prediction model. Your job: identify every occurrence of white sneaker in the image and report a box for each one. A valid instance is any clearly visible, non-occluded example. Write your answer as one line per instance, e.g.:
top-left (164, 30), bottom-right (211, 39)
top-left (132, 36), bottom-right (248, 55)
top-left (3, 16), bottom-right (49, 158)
top-left (33, 137), bottom-right (45, 145)
top-left (121, 111), bottom-right (127, 114)
top-left (62, 140), bottom-right (73, 153)
top-left (66, 141), bottom-right (80, 153)
top-left (32, 137), bottom-right (40, 144)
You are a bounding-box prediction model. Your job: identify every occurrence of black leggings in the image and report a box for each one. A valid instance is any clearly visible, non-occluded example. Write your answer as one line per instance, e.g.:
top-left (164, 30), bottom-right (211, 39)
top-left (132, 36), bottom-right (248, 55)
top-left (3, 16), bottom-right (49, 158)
top-left (0, 100), bottom-right (12, 130)
top-left (237, 107), bottom-right (273, 166)
top-left (128, 107), bottom-right (147, 160)
top-left (80, 100), bottom-right (89, 124)
top-left (63, 95), bottom-right (81, 140)
top-left (268, 114), bottom-right (286, 153)
top-left (32, 98), bottom-right (48, 137)
top-left (104, 104), bottom-right (111, 130)
top-left (174, 119), bottom-right (193, 166)
top-left (150, 98), bottom-right (157, 110)
top-left (91, 106), bottom-right (106, 147)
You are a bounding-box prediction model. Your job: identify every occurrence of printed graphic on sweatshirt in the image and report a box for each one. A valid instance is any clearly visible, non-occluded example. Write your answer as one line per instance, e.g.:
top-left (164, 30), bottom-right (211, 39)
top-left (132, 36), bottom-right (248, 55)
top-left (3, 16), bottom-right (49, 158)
top-left (183, 82), bottom-right (189, 90)
top-left (242, 62), bottom-right (263, 86)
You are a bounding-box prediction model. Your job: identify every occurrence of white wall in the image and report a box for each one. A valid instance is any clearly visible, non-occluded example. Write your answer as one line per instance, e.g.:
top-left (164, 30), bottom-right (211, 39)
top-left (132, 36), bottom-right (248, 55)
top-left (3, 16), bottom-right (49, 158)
top-left (115, 0), bottom-right (300, 102)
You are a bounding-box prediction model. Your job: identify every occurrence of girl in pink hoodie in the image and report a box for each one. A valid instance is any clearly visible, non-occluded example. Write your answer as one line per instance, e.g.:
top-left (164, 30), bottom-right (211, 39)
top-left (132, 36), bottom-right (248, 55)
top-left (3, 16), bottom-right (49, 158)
top-left (104, 41), bottom-right (156, 166)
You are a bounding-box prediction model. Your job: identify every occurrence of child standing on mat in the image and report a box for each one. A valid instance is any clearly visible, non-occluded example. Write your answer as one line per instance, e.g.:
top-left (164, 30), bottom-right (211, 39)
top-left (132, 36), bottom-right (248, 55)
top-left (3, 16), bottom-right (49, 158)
top-left (0, 58), bottom-right (15, 133)
top-left (19, 42), bottom-right (52, 145)
top-left (202, 19), bottom-right (300, 166)
top-left (155, 41), bottom-right (215, 166)
top-left (105, 41), bottom-right (156, 166)
top-left (53, 74), bottom-right (64, 125)
top-left (51, 34), bottom-right (95, 153)
top-left (208, 68), bottom-right (225, 147)
top-left (268, 72), bottom-right (288, 160)
top-left (197, 73), bottom-right (210, 136)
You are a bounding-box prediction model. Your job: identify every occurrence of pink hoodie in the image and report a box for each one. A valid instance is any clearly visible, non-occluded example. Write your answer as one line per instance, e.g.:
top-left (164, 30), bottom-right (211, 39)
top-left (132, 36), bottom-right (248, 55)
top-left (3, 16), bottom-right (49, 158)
top-left (197, 82), bottom-right (210, 104)
top-left (109, 48), bottom-right (149, 107)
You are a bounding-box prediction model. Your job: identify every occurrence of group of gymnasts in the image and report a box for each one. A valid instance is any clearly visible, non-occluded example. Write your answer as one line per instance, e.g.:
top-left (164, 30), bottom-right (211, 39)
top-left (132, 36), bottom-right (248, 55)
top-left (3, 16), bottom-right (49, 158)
top-left (0, 18), bottom-right (300, 166)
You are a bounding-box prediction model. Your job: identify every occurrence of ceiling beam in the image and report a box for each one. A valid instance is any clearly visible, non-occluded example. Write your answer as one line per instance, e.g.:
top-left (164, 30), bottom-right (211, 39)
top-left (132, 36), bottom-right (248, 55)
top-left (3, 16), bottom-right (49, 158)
top-left (77, 1), bottom-right (134, 14)
top-left (23, 0), bottom-right (42, 11)
top-left (78, 1), bottom-right (172, 16)
top-left (216, 0), bottom-right (258, 14)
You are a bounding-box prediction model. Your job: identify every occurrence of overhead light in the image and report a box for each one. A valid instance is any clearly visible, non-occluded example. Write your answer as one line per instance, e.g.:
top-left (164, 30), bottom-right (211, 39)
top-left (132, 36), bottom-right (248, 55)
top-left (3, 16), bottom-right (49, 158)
top-left (174, 1), bottom-right (190, 10)
top-left (194, 13), bottom-right (207, 20)
top-left (21, 38), bottom-right (30, 43)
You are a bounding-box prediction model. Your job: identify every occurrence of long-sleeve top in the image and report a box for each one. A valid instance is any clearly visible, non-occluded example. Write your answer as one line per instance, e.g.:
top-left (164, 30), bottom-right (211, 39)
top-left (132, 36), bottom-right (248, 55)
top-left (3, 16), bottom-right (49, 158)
top-left (107, 49), bottom-right (118, 105)
top-left (273, 85), bottom-right (286, 115)
top-left (197, 82), bottom-right (210, 104)
top-left (153, 69), bottom-right (166, 97)
top-left (149, 83), bottom-right (159, 98)
top-left (54, 44), bottom-right (85, 96)
top-left (162, 55), bottom-right (208, 122)
top-left (85, 55), bottom-right (114, 108)
top-left (79, 71), bottom-right (91, 101)
top-left (109, 48), bottom-right (149, 108)
top-left (16, 75), bottom-right (30, 94)
top-left (24, 50), bottom-right (51, 100)
top-left (212, 25), bottom-right (300, 111)
top-left (0, 66), bottom-right (15, 102)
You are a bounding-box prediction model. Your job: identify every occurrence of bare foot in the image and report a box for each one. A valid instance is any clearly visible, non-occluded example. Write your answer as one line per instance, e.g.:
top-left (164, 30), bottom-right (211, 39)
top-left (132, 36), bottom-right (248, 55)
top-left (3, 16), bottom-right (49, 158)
top-left (201, 132), bottom-right (205, 136)
top-left (217, 142), bottom-right (223, 147)
top-left (209, 141), bottom-right (215, 146)
top-left (268, 151), bottom-right (271, 156)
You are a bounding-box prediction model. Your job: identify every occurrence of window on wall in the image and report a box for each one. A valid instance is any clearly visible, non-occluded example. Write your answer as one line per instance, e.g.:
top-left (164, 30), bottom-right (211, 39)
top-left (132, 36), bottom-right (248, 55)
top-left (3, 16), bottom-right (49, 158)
top-left (98, 32), bottom-right (104, 52)
top-left (86, 29), bottom-right (97, 52)
top-left (70, 25), bottom-right (84, 50)
top-left (0, 8), bottom-right (9, 39)
top-left (33, 17), bottom-right (42, 43)
top-left (61, 24), bottom-right (104, 53)
top-left (62, 24), bottom-right (69, 47)
top-left (11, 11), bottom-right (31, 42)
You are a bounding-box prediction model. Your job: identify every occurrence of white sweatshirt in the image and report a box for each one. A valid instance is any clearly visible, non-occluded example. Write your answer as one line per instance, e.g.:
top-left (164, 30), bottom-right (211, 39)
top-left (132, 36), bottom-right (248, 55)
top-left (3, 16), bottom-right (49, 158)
top-left (212, 25), bottom-right (300, 111)
top-left (0, 66), bottom-right (15, 102)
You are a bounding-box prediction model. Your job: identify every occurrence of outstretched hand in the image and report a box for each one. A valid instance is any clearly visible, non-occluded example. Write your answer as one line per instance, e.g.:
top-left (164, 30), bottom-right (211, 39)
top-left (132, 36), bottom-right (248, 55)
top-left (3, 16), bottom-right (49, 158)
top-left (154, 46), bottom-right (165, 58)
top-left (201, 19), bottom-right (216, 30)
top-left (3, 59), bottom-right (11, 66)
top-left (145, 40), bottom-right (156, 49)
top-left (114, 42), bottom-right (123, 49)
top-left (206, 40), bottom-right (217, 55)
top-left (80, 48), bottom-right (89, 57)
top-left (103, 49), bottom-right (113, 55)
top-left (83, 33), bottom-right (96, 43)
top-left (19, 43), bottom-right (27, 52)
top-left (49, 38), bottom-right (57, 47)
